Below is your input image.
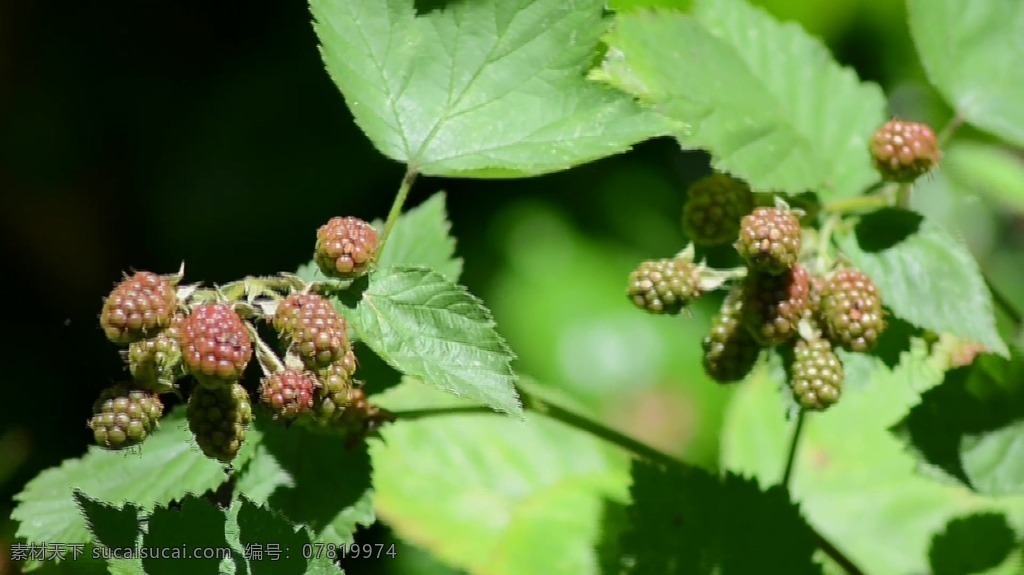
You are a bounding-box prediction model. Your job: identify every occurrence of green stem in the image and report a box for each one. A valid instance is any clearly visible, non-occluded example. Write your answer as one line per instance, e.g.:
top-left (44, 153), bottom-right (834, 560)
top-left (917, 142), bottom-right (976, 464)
top-left (895, 183), bottom-right (913, 210)
top-left (985, 275), bottom-right (1023, 327)
top-left (822, 194), bottom-right (890, 214)
top-left (520, 388), bottom-right (681, 469)
top-left (378, 168), bottom-right (419, 257)
top-left (391, 406), bottom-right (498, 420)
top-left (782, 410), bottom-right (806, 487)
top-left (937, 114), bottom-right (963, 147)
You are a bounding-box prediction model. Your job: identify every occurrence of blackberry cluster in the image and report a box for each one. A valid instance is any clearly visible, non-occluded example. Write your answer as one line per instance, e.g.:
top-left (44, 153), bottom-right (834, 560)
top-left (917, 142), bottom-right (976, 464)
top-left (630, 170), bottom-right (900, 411)
top-left (89, 215), bottom-right (390, 461)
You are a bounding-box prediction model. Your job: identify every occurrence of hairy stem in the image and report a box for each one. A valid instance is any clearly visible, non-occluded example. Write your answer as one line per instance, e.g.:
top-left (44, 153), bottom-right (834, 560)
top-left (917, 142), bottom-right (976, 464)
top-left (782, 410), bottom-right (806, 487)
top-left (378, 168), bottom-right (420, 256)
top-left (895, 183), bottom-right (913, 210)
top-left (246, 323), bottom-right (285, 376)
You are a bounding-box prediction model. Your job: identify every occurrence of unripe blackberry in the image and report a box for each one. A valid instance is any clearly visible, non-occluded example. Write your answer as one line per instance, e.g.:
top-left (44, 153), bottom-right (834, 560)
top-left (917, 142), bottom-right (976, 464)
top-left (735, 207), bottom-right (802, 274)
top-left (100, 271), bottom-right (178, 344)
top-left (790, 338), bottom-right (843, 410)
top-left (88, 384), bottom-right (163, 449)
top-left (304, 360), bottom-right (356, 427)
top-left (260, 369), bottom-right (317, 420)
top-left (127, 315), bottom-right (184, 391)
top-left (187, 382), bottom-right (252, 463)
top-left (682, 174), bottom-right (755, 246)
top-left (272, 293), bottom-right (349, 369)
top-left (179, 304), bottom-right (252, 385)
top-left (821, 268), bottom-right (885, 352)
top-left (741, 265), bottom-right (811, 346)
top-left (315, 216), bottom-right (378, 279)
top-left (870, 120), bottom-right (940, 182)
top-left (626, 258), bottom-right (702, 315)
top-left (702, 288), bottom-right (763, 383)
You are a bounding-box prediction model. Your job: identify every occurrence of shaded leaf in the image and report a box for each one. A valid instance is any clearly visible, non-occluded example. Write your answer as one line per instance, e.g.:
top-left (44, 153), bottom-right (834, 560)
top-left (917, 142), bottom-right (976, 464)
top-left (141, 495), bottom-right (233, 575)
top-left (838, 209), bottom-right (1009, 357)
top-left (13, 408), bottom-right (240, 548)
top-left (354, 266), bottom-right (521, 415)
top-left (619, 461), bottom-right (822, 575)
top-left (73, 492), bottom-right (141, 549)
top-left (234, 418), bottom-right (375, 545)
top-left (236, 497), bottom-right (319, 575)
top-left (370, 380), bottom-right (629, 575)
top-left (311, 0), bottom-right (670, 177)
top-left (930, 513), bottom-right (1019, 575)
top-left (594, 0), bottom-right (885, 198)
top-left (908, 0), bottom-right (1024, 146)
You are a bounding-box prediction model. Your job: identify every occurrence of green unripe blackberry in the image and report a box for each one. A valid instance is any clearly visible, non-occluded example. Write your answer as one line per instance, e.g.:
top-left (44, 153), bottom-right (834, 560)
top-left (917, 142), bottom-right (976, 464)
top-left (179, 304), bottom-right (253, 386)
top-left (187, 382), bottom-right (252, 463)
top-left (100, 271), bottom-right (178, 344)
top-left (790, 338), bottom-right (843, 410)
top-left (741, 264), bottom-right (811, 346)
top-left (626, 258), bottom-right (702, 315)
top-left (272, 293), bottom-right (349, 369)
top-left (304, 353), bottom-right (358, 428)
top-left (682, 174), bottom-right (755, 246)
top-left (870, 120), bottom-right (940, 183)
top-left (88, 384), bottom-right (163, 449)
top-left (735, 207), bottom-right (802, 274)
top-left (260, 369), bottom-right (317, 420)
top-left (702, 288), bottom-right (763, 383)
top-left (821, 268), bottom-right (885, 352)
top-left (127, 315), bottom-right (184, 391)
top-left (315, 216), bottom-right (378, 279)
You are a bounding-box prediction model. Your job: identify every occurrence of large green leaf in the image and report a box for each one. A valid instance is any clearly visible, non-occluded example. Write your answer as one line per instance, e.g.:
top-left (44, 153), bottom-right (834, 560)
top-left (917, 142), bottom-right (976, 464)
top-left (12, 408), bottom-right (242, 549)
top-left (234, 419), bottom-right (375, 545)
top-left (618, 461), bottom-right (821, 575)
top-left (593, 0), bottom-right (885, 198)
top-left (140, 496), bottom-right (234, 575)
top-left (353, 266), bottom-right (521, 415)
top-left (373, 192), bottom-right (463, 281)
top-left (310, 0), bottom-right (671, 177)
top-left (721, 341), bottom-right (1024, 574)
top-left (907, 0), bottom-right (1024, 147)
top-left (369, 380), bottom-right (629, 575)
top-left (235, 497), bottom-right (346, 575)
top-left (838, 208), bottom-right (1008, 357)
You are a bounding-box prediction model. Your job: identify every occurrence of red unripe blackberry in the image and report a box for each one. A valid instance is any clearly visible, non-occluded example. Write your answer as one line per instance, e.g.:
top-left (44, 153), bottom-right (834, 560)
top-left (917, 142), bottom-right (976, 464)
top-left (626, 258), bottom-right (702, 315)
top-left (179, 304), bottom-right (253, 385)
top-left (702, 288), bottom-right (763, 383)
top-left (100, 271), bottom-right (178, 344)
top-left (870, 120), bottom-right (941, 182)
top-left (260, 369), bottom-right (317, 420)
top-left (315, 216), bottom-right (379, 279)
top-left (682, 174), bottom-right (755, 246)
top-left (790, 338), bottom-right (843, 410)
top-left (741, 264), bottom-right (811, 346)
top-left (187, 382), bottom-right (252, 463)
top-left (272, 293), bottom-right (349, 369)
top-left (735, 207), bottom-right (802, 274)
top-left (821, 268), bottom-right (885, 352)
top-left (127, 315), bottom-right (184, 391)
top-left (88, 384), bottom-right (163, 449)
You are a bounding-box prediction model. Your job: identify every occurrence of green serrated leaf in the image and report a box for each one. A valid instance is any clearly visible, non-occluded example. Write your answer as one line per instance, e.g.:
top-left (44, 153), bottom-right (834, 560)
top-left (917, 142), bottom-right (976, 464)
top-left (234, 419), bottom-right (375, 545)
top-left (106, 558), bottom-right (145, 575)
top-left (353, 266), bottom-right (521, 415)
top-left (372, 192), bottom-right (463, 281)
top-left (370, 380), bottom-right (629, 575)
top-left (310, 0), bottom-right (670, 177)
top-left (73, 492), bottom-right (141, 549)
top-left (943, 141), bottom-right (1024, 214)
top-left (608, 0), bottom-right (692, 11)
top-left (236, 497), bottom-right (315, 575)
top-left (908, 0), bottom-right (1024, 147)
top-left (620, 461), bottom-right (822, 575)
top-left (13, 408), bottom-right (238, 548)
top-left (594, 0), bottom-right (885, 198)
top-left (141, 495), bottom-right (233, 575)
top-left (721, 340), bottom-right (1024, 575)
top-left (837, 208), bottom-right (1009, 357)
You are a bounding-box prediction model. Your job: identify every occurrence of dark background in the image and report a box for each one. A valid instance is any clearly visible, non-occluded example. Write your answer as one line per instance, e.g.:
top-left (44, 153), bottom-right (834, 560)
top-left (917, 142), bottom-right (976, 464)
top-left (1, 1), bottom-right (1020, 574)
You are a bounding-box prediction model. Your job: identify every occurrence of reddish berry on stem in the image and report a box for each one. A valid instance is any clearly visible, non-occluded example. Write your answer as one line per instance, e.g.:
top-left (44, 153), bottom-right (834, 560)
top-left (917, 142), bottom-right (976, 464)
top-left (260, 369), bottom-right (317, 420)
top-left (100, 271), bottom-right (178, 344)
top-left (741, 264), bottom-right (812, 346)
top-left (870, 120), bottom-right (940, 183)
top-left (272, 293), bottom-right (349, 369)
top-left (179, 304), bottom-right (253, 385)
top-left (315, 217), bottom-right (378, 279)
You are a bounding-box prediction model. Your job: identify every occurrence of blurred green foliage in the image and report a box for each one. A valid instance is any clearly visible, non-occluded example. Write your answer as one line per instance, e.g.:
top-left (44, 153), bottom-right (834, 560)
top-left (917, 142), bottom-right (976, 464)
top-left (1, 0), bottom-right (1023, 573)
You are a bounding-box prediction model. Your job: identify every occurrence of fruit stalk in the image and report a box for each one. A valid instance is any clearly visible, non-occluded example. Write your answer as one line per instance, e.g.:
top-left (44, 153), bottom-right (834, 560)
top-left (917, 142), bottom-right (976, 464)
top-left (378, 168), bottom-right (420, 258)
